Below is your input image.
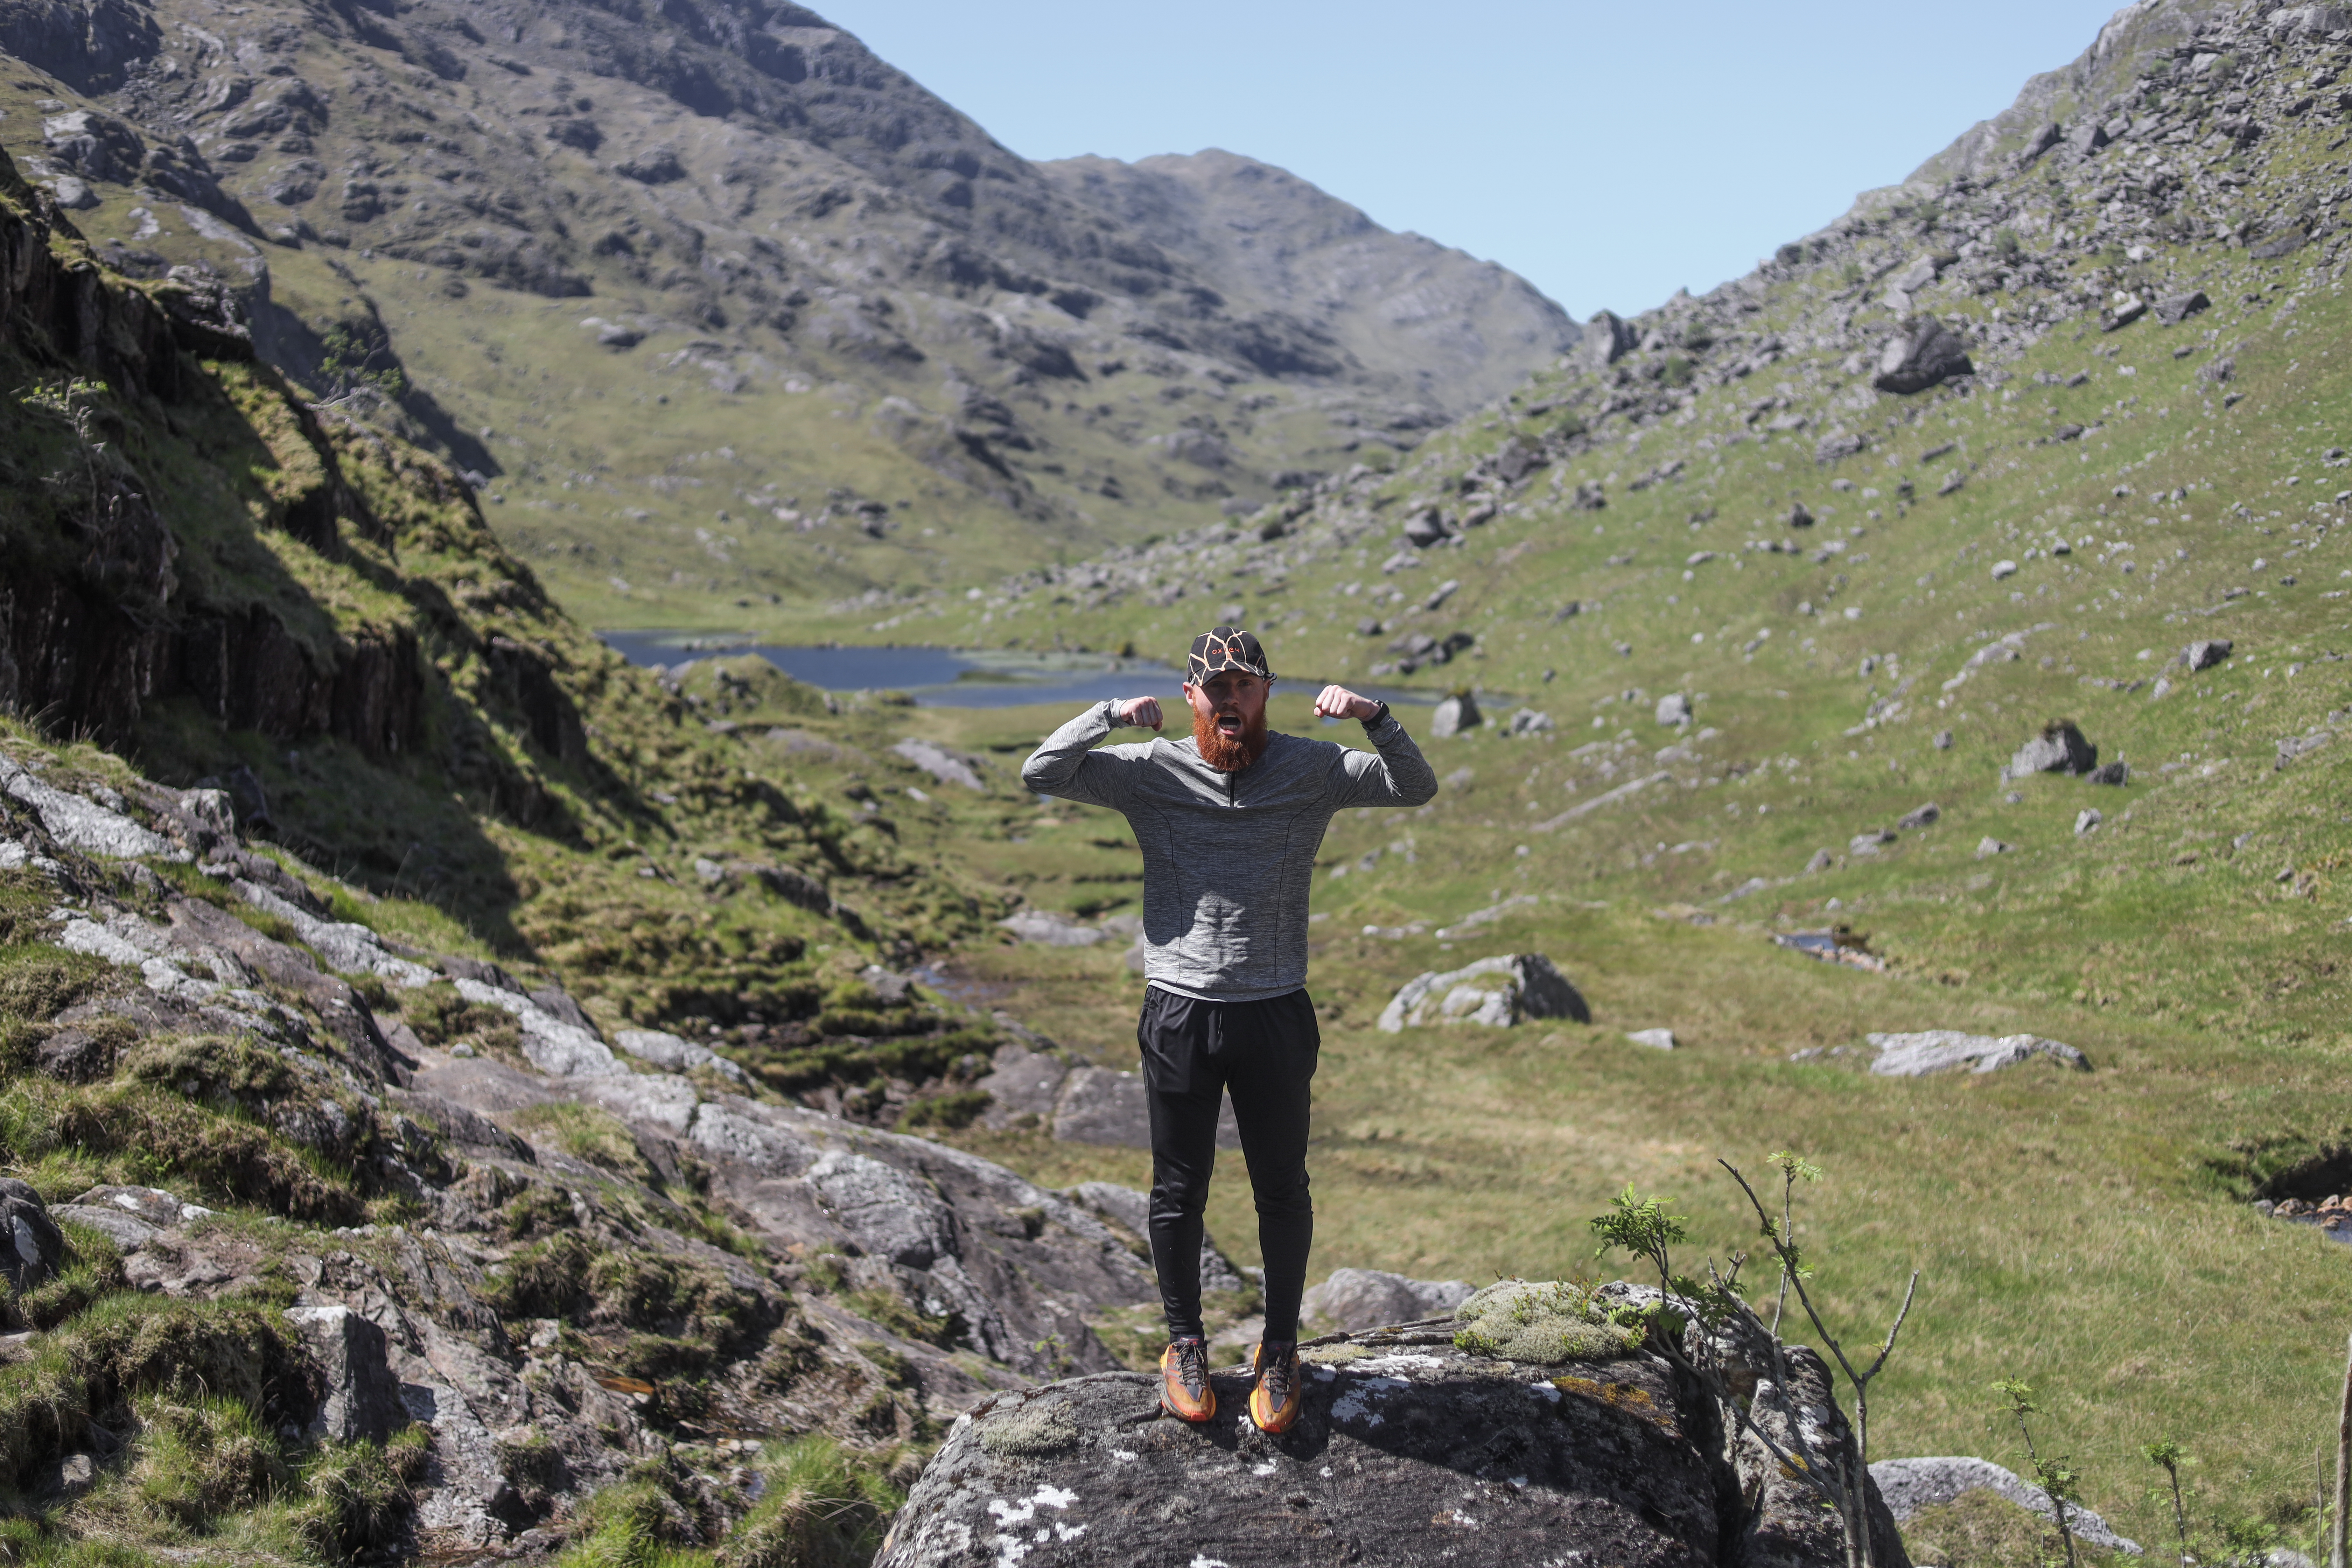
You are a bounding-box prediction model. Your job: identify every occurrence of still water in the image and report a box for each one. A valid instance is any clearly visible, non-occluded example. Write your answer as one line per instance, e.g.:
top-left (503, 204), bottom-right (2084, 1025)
top-left (598, 635), bottom-right (1429, 710)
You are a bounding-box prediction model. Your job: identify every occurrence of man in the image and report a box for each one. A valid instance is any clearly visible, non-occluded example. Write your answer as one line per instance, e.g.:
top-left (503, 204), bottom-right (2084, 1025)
top-left (1021, 625), bottom-right (1437, 1434)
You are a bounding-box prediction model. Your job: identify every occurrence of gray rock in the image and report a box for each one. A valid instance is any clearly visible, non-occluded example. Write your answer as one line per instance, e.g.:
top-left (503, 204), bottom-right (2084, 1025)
top-left (1379, 954), bottom-right (1589, 1031)
top-left (2075, 808), bottom-right (2102, 835)
top-left (1896, 803), bottom-right (1941, 830)
top-left (283, 1304), bottom-right (407, 1443)
top-left (51, 1203), bottom-right (158, 1253)
top-left (1870, 1456), bottom-right (2140, 1554)
top-left (2086, 760), bottom-right (2129, 786)
top-left (1976, 837), bottom-right (2013, 858)
top-left (997, 910), bottom-right (1106, 947)
top-left (2184, 638), bottom-right (2234, 670)
top-left (1065, 1182), bottom-right (1246, 1295)
top-left (34, 1027), bottom-right (110, 1082)
top-left (1873, 319), bottom-right (1974, 395)
top-left (68, 1184), bottom-right (212, 1228)
top-left (1934, 729), bottom-right (1954, 750)
top-left (1805, 848), bottom-right (1835, 874)
top-left (0, 1180), bottom-right (63, 1293)
top-left (1655, 692), bottom-right (1692, 727)
top-left (1579, 308), bottom-right (1640, 368)
top-left (1430, 692), bottom-right (1482, 736)
top-left (527, 987), bottom-right (601, 1038)
top-left (1402, 507), bottom-right (1451, 548)
top-left (1300, 1267), bottom-right (1473, 1331)
top-left (805, 1149), bottom-right (957, 1269)
top-left (880, 1288), bottom-right (1907, 1568)
top-left (1891, 254), bottom-right (1941, 295)
top-left (1849, 829), bottom-right (1896, 856)
top-left (2070, 119), bottom-right (2110, 156)
top-left (49, 175), bottom-right (98, 209)
top-left (2153, 290), bottom-right (2210, 325)
top-left (1867, 1031), bottom-right (2090, 1077)
top-left (2008, 719), bottom-right (2096, 777)
top-left (1504, 708), bottom-right (1553, 736)
top-left (1052, 1067), bottom-right (1238, 1152)
top-left (1625, 1028), bottom-right (1676, 1051)
top-left (976, 1042), bottom-right (1072, 1130)
top-left (0, 757), bottom-right (175, 858)
top-left (1815, 430), bottom-right (1868, 463)
top-left (893, 737), bottom-right (986, 792)
top-left (612, 1028), bottom-right (748, 1085)
top-left (35, 1452), bottom-right (96, 1499)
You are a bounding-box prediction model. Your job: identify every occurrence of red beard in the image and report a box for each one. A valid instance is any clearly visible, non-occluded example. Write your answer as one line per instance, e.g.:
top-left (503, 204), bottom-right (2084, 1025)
top-left (1194, 706), bottom-right (1269, 772)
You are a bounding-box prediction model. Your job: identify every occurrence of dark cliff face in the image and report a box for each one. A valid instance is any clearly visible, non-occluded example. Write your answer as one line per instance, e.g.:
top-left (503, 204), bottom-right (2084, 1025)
top-left (0, 144), bottom-right (426, 755)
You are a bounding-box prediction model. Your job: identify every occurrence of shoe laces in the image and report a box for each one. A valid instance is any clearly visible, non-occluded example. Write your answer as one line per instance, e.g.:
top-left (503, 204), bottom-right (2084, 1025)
top-left (1171, 1338), bottom-right (1210, 1397)
top-left (1260, 1344), bottom-right (1296, 1405)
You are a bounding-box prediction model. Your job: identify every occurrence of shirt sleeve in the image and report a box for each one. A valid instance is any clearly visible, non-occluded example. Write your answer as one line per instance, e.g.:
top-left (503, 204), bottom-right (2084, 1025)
top-left (1330, 710), bottom-right (1439, 808)
top-left (1020, 701), bottom-right (1147, 810)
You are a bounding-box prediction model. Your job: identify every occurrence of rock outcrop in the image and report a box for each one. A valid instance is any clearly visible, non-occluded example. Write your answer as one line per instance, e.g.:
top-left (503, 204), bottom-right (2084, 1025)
top-left (1866, 1031), bottom-right (2091, 1076)
top-left (1378, 953), bottom-right (1589, 1030)
top-left (878, 1279), bottom-right (1908, 1568)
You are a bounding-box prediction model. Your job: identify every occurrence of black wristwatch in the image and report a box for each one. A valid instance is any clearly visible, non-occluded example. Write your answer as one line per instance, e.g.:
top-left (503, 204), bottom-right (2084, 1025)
top-left (1358, 701), bottom-right (1391, 730)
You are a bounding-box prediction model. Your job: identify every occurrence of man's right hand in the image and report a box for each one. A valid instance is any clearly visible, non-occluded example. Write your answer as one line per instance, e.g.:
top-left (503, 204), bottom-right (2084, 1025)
top-left (1113, 696), bottom-right (1164, 730)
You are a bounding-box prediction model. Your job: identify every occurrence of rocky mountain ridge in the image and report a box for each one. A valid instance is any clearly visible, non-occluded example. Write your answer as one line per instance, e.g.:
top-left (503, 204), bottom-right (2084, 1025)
top-left (0, 0), bottom-right (1575, 629)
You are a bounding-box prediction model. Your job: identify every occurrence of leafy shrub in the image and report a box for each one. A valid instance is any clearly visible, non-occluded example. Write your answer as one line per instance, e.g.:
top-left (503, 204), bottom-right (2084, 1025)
top-left (293, 1428), bottom-right (431, 1561)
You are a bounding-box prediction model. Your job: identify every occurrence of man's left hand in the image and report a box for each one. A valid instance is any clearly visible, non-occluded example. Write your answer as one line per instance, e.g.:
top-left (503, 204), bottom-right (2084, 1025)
top-left (1312, 684), bottom-right (1381, 722)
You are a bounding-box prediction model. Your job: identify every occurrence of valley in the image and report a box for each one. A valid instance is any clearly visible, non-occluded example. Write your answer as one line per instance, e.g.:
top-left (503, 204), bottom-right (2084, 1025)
top-left (0, 0), bottom-right (2349, 1563)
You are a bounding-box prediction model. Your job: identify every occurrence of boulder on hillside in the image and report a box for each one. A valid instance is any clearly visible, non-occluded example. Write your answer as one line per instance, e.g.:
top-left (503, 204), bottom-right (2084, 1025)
top-left (1867, 1031), bottom-right (2090, 1077)
top-left (2154, 289), bottom-right (2211, 325)
top-left (1300, 1267), bottom-right (1474, 1331)
top-left (1577, 309), bottom-right (1640, 368)
top-left (1872, 1456), bottom-right (2141, 1554)
top-left (2184, 637), bottom-right (2234, 670)
top-left (1873, 318), bottom-right (1975, 394)
top-left (1378, 954), bottom-right (1589, 1031)
top-left (1430, 692), bottom-right (1481, 736)
top-left (1656, 692), bottom-right (1692, 727)
top-left (2008, 719), bottom-right (2097, 778)
top-left (877, 1279), bottom-right (1909, 1568)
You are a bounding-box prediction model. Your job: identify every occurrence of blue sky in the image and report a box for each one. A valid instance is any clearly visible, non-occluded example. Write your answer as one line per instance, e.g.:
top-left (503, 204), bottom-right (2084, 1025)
top-left (813, 0), bottom-right (2128, 322)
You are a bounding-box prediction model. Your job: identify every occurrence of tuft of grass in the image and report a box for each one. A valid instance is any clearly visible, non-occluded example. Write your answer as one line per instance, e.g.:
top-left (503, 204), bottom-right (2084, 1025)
top-left (716, 1436), bottom-right (900, 1568)
top-left (509, 1102), bottom-right (653, 1182)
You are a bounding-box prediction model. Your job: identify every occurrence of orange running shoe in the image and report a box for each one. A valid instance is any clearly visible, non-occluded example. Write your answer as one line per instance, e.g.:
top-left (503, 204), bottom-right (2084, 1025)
top-left (1160, 1337), bottom-right (1215, 1422)
top-left (1249, 1340), bottom-right (1301, 1435)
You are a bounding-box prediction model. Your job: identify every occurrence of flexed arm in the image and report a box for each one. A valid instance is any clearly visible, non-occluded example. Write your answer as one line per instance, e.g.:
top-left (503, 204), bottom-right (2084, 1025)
top-left (1020, 698), bottom-right (1160, 808)
top-left (1323, 685), bottom-right (1438, 808)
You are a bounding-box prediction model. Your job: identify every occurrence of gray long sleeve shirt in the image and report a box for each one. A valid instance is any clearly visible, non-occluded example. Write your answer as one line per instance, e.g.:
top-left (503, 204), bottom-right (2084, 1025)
top-left (1021, 701), bottom-right (1437, 1001)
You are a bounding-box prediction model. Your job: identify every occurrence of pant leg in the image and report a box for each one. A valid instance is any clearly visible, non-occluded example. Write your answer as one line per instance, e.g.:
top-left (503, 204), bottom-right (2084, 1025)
top-left (1220, 988), bottom-right (1319, 1342)
top-left (1138, 987), bottom-right (1226, 1340)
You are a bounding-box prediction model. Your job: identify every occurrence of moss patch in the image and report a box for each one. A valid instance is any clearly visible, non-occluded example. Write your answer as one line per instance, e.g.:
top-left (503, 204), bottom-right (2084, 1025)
top-left (1450, 1280), bottom-right (1643, 1365)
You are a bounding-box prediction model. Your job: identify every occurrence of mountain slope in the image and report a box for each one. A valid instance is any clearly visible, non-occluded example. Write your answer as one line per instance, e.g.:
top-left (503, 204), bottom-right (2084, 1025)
top-left (0, 0), bottom-right (1574, 634)
top-left (1041, 148), bottom-right (1575, 408)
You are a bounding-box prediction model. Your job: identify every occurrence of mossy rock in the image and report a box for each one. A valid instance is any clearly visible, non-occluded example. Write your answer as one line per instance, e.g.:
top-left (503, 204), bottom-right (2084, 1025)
top-left (1448, 1279), bottom-right (1643, 1365)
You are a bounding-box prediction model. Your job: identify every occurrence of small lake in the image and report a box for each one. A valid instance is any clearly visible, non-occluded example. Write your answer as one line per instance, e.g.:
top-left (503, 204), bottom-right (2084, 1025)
top-left (598, 635), bottom-right (1432, 710)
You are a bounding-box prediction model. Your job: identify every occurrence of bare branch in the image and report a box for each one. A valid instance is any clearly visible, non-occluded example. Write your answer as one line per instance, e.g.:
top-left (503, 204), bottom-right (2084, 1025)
top-left (1858, 1271), bottom-right (1921, 1385)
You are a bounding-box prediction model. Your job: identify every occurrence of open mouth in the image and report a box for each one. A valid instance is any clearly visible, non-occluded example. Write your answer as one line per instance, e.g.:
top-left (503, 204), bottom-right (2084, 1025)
top-left (1216, 712), bottom-right (1243, 733)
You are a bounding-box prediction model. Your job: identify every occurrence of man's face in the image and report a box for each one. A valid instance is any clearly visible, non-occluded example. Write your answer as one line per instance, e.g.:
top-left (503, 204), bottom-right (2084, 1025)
top-left (1184, 670), bottom-right (1268, 741)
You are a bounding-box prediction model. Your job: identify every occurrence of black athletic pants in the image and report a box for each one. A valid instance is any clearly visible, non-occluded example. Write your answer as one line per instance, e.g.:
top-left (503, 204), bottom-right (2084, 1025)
top-left (1137, 984), bottom-right (1318, 1343)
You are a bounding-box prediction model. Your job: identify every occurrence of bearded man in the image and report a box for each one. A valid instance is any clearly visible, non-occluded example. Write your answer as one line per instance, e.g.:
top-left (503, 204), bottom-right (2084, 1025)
top-left (1021, 626), bottom-right (1437, 1433)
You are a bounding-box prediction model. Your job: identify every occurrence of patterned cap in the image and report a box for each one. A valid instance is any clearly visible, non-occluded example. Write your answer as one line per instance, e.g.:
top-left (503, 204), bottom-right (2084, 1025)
top-left (1186, 625), bottom-right (1273, 684)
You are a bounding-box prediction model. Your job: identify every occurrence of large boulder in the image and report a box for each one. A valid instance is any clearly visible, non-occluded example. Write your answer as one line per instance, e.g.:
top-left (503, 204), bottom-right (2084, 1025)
top-left (2008, 719), bottom-right (2097, 778)
top-left (282, 1304), bottom-right (408, 1443)
top-left (1872, 318), bottom-right (1974, 394)
top-left (1379, 954), bottom-right (1589, 1030)
top-left (877, 1280), bottom-right (1908, 1568)
top-left (1429, 692), bottom-right (1482, 736)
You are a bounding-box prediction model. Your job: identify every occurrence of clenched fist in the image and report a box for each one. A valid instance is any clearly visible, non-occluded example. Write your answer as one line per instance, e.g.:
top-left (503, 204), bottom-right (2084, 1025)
top-left (1312, 685), bottom-right (1382, 722)
top-left (1112, 696), bottom-right (1164, 730)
